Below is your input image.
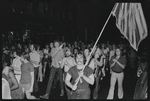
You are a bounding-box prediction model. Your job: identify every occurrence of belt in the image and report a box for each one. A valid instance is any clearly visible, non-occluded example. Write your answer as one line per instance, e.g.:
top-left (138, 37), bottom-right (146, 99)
top-left (15, 74), bottom-right (21, 75)
top-left (76, 89), bottom-right (86, 92)
top-left (113, 71), bottom-right (123, 73)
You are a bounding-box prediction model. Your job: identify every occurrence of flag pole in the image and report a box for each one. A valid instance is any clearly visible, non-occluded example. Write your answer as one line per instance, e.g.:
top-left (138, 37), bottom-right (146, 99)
top-left (72, 3), bottom-right (116, 92)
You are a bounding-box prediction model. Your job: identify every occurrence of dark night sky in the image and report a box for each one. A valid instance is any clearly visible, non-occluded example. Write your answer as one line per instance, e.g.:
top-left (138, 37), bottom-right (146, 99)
top-left (2, 0), bottom-right (149, 46)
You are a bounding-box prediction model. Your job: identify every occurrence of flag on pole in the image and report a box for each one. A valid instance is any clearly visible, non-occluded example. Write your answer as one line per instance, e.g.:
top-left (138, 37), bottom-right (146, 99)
top-left (112, 3), bottom-right (148, 51)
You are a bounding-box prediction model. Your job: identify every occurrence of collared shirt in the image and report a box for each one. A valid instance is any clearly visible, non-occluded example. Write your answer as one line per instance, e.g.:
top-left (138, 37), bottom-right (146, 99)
top-left (110, 56), bottom-right (126, 73)
top-left (29, 51), bottom-right (40, 68)
top-left (51, 48), bottom-right (64, 68)
top-left (11, 56), bottom-right (22, 74)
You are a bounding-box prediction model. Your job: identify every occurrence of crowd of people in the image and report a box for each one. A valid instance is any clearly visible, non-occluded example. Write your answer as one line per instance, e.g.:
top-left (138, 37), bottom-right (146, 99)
top-left (2, 39), bottom-right (141, 99)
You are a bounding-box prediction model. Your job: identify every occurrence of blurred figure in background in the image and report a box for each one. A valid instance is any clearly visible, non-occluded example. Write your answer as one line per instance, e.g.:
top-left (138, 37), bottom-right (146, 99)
top-left (29, 44), bottom-right (40, 95)
top-left (2, 66), bottom-right (19, 99)
top-left (40, 40), bottom-right (64, 99)
top-left (61, 48), bottom-right (76, 99)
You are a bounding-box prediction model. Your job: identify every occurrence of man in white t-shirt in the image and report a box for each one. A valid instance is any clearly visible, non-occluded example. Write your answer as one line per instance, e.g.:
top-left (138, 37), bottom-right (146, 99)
top-left (11, 50), bottom-right (22, 83)
top-left (29, 44), bottom-right (40, 95)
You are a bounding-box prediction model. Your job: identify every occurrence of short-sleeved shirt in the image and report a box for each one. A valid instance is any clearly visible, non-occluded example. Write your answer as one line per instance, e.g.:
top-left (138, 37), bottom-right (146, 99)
top-left (11, 56), bottom-right (22, 75)
top-left (29, 51), bottom-right (40, 67)
top-left (88, 58), bottom-right (96, 70)
top-left (51, 48), bottom-right (64, 68)
top-left (68, 65), bottom-right (93, 89)
top-left (110, 56), bottom-right (126, 73)
top-left (20, 62), bottom-right (34, 84)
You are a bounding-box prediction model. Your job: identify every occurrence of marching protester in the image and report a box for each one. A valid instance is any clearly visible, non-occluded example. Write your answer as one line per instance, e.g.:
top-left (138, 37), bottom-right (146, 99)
top-left (48, 42), bottom-right (54, 68)
top-left (43, 44), bottom-right (50, 78)
top-left (93, 48), bottom-right (105, 99)
top-left (61, 48), bottom-right (76, 99)
top-left (20, 52), bottom-right (38, 99)
top-left (65, 52), bottom-right (94, 99)
top-left (29, 44), bottom-right (41, 96)
top-left (37, 45), bottom-right (44, 82)
top-left (2, 38), bottom-right (147, 99)
top-left (10, 50), bottom-right (24, 99)
top-left (40, 40), bottom-right (65, 99)
top-left (107, 46), bottom-right (127, 99)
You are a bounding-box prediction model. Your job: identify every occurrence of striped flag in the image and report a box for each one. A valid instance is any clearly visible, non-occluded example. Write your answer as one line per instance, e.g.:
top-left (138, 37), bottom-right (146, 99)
top-left (112, 3), bottom-right (148, 51)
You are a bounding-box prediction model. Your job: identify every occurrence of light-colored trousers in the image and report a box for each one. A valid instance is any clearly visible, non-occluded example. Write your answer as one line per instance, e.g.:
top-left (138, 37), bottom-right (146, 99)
top-left (15, 75), bottom-right (21, 84)
top-left (107, 72), bottom-right (124, 99)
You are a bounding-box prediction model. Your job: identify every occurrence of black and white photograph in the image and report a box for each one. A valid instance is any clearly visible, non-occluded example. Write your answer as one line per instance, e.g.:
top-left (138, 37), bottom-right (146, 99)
top-left (2, 0), bottom-right (149, 100)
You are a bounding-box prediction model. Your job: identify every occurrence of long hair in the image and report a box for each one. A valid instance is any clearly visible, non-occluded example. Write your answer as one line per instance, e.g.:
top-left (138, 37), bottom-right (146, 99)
top-left (83, 47), bottom-right (91, 64)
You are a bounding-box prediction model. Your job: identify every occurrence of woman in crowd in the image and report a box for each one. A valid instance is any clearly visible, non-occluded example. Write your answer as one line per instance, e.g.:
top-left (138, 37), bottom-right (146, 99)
top-left (107, 46), bottom-right (126, 99)
top-left (73, 47), bottom-right (79, 58)
top-left (37, 45), bottom-right (44, 82)
top-left (43, 44), bottom-right (50, 78)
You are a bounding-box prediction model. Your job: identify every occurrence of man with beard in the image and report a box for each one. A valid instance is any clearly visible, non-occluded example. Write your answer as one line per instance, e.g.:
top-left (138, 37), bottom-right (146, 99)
top-left (61, 48), bottom-right (76, 99)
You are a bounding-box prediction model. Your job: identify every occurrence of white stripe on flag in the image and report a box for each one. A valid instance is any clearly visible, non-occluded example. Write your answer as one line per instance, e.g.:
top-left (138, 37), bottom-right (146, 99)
top-left (111, 3), bottom-right (148, 51)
